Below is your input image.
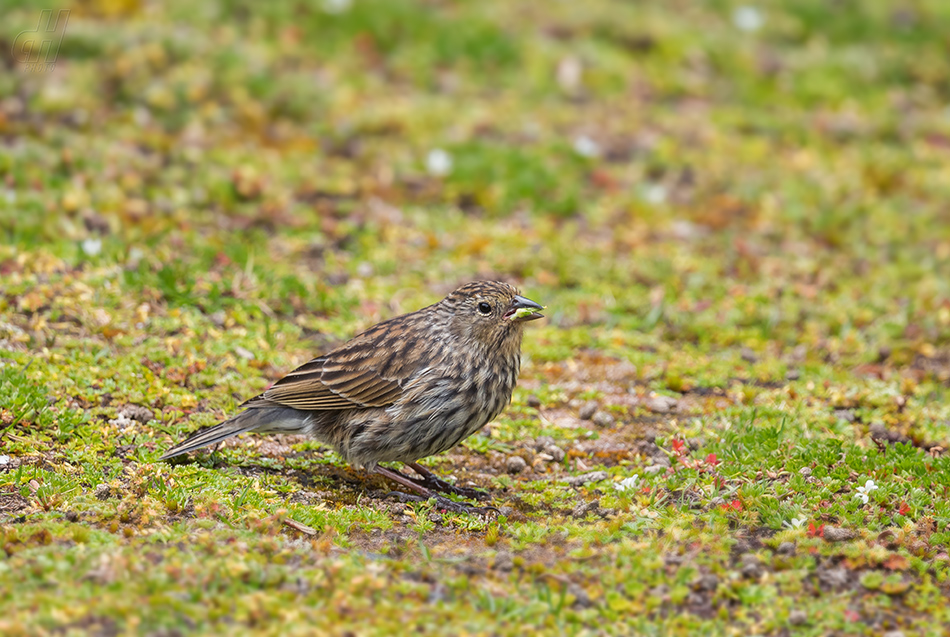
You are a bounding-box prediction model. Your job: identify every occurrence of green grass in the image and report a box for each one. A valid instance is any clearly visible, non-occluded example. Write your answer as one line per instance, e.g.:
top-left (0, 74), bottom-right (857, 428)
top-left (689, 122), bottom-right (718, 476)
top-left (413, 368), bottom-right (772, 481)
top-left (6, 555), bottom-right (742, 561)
top-left (2, 0), bottom-right (950, 634)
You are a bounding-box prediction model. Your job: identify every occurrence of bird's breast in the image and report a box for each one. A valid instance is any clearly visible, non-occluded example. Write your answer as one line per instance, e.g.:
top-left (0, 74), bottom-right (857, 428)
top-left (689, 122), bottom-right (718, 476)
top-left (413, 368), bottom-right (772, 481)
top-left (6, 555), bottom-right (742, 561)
top-left (370, 349), bottom-right (522, 461)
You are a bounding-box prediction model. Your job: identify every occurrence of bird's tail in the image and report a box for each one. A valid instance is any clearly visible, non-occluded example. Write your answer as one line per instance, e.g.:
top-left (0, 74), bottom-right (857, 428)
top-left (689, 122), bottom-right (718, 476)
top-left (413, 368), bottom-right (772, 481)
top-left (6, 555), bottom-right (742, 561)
top-left (158, 405), bottom-right (309, 461)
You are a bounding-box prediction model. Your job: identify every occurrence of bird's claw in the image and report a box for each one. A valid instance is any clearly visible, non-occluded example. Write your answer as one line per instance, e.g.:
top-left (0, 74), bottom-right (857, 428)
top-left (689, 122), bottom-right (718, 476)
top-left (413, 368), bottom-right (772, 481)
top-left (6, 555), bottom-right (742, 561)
top-left (409, 475), bottom-right (491, 501)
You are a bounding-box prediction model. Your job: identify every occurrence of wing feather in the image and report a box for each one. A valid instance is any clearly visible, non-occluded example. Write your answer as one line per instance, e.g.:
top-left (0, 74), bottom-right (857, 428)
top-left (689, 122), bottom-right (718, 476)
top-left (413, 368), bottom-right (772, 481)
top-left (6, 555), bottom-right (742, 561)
top-left (246, 313), bottom-right (426, 411)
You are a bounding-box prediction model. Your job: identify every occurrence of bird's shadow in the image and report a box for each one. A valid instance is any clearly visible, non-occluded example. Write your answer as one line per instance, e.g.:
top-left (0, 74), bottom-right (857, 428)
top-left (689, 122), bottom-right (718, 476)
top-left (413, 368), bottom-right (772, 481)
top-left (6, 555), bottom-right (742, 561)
top-left (164, 451), bottom-right (496, 510)
top-left (172, 452), bottom-right (395, 495)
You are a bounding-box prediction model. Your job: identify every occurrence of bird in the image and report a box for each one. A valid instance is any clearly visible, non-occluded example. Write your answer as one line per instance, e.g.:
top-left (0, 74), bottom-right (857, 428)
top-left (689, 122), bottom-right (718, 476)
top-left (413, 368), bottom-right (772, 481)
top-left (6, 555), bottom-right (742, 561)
top-left (159, 280), bottom-right (545, 513)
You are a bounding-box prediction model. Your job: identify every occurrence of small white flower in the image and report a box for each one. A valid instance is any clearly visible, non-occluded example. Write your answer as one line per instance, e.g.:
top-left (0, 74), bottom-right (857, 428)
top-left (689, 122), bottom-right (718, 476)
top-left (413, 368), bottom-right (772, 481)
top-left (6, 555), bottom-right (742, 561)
top-left (733, 6), bottom-right (764, 32)
top-left (572, 135), bottom-right (600, 158)
top-left (787, 517), bottom-right (806, 529)
top-left (854, 478), bottom-right (878, 504)
top-left (615, 475), bottom-right (639, 492)
top-left (81, 237), bottom-right (102, 256)
top-left (425, 148), bottom-right (453, 177)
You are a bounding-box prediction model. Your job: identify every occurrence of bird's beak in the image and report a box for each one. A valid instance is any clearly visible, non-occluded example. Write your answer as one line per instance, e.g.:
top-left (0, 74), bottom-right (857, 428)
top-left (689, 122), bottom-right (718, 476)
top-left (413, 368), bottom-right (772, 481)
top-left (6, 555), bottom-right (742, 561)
top-left (504, 295), bottom-right (545, 322)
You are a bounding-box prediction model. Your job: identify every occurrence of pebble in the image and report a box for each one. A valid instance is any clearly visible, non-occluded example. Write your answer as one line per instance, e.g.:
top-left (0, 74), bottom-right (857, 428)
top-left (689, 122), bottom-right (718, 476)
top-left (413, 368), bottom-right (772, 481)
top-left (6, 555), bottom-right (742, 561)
top-left (526, 394), bottom-right (541, 408)
top-left (776, 541), bottom-right (796, 555)
top-left (644, 465), bottom-right (666, 476)
top-left (534, 436), bottom-right (567, 462)
top-left (544, 445), bottom-right (566, 462)
top-left (118, 404), bottom-right (153, 423)
top-left (645, 394), bottom-right (678, 414)
top-left (535, 436), bottom-right (555, 450)
top-left (822, 526), bottom-right (855, 542)
top-left (572, 499), bottom-right (601, 518)
top-left (818, 567), bottom-right (849, 588)
top-left (693, 573), bottom-right (719, 591)
top-left (799, 466), bottom-right (812, 477)
top-left (741, 553), bottom-right (762, 579)
top-left (505, 456), bottom-right (527, 474)
top-left (592, 410), bottom-right (615, 427)
top-left (869, 423), bottom-right (889, 438)
top-left (788, 609), bottom-right (807, 625)
top-left (578, 401), bottom-right (598, 420)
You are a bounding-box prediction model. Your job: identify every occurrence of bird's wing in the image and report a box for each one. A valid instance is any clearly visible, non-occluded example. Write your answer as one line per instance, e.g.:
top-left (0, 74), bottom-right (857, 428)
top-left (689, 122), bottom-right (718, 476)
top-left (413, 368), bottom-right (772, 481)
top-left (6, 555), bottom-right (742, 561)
top-left (245, 321), bottom-right (415, 411)
top-left (250, 355), bottom-right (404, 410)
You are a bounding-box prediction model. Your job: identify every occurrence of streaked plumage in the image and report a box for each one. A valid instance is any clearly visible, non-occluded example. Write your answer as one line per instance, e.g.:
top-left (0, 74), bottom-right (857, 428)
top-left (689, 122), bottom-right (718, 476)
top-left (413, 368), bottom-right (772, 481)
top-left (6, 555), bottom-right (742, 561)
top-left (160, 281), bottom-right (544, 510)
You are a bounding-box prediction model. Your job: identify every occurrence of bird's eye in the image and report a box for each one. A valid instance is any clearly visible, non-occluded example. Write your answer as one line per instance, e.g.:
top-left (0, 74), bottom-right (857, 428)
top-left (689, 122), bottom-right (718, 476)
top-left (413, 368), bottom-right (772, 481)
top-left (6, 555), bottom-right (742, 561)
top-left (477, 302), bottom-right (492, 315)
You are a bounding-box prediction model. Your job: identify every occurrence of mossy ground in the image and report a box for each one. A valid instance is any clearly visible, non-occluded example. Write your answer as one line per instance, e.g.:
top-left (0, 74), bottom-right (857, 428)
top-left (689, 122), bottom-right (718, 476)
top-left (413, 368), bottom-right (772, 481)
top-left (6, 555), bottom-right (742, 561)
top-left (2, 0), bottom-right (950, 634)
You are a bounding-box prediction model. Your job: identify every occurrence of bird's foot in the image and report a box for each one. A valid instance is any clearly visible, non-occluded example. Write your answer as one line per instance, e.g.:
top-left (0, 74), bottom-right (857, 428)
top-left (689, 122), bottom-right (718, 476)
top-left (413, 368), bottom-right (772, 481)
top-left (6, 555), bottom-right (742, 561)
top-left (408, 474), bottom-right (491, 501)
top-left (404, 462), bottom-right (491, 501)
top-left (374, 465), bottom-right (494, 512)
top-left (386, 491), bottom-right (499, 516)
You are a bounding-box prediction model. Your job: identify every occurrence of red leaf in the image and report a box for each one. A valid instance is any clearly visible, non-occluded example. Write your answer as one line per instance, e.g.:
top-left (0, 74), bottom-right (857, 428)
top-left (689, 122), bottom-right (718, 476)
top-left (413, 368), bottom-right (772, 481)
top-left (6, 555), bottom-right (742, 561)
top-left (720, 499), bottom-right (743, 512)
top-left (705, 453), bottom-right (720, 466)
top-left (898, 501), bottom-right (911, 516)
top-left (808, 522), bottom-right (825, 538)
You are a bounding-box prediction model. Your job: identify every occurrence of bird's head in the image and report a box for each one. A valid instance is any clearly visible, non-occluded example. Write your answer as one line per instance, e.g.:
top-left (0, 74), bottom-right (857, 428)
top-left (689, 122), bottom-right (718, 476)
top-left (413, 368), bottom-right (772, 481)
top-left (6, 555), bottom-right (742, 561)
top-left (439, 281), bottom-right (544, 352)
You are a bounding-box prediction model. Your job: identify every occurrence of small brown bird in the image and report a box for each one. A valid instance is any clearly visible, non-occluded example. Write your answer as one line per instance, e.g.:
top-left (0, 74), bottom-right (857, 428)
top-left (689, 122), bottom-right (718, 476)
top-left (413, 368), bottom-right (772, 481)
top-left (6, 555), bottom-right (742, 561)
top-left (160, 281), bottom-right (544, 512)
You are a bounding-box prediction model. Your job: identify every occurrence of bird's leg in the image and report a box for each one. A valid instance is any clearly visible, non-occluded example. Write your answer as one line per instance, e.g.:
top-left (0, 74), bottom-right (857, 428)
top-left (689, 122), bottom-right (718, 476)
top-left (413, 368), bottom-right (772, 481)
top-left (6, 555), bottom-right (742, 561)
top-left (373, 466), bottom-right (498, 516)
top-left (404, 461), bottom-right (491, 501)
top-left (373, 465), bottom-right (434, 498)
